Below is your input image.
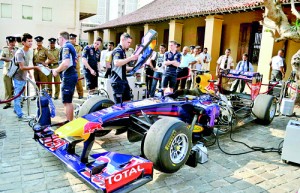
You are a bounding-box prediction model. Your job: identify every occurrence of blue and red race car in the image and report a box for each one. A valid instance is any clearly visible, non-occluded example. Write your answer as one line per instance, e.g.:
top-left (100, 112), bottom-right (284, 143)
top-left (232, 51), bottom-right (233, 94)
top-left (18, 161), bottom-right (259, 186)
top-left (30, 28), bottom-right (277, 192)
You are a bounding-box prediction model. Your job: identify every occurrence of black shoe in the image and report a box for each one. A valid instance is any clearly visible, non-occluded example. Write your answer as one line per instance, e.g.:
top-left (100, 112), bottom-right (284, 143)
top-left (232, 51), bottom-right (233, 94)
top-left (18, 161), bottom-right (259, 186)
top-left (31, 97), bottom-right (36, 101)
top-left (78, 96), bottom-right (84, 99)
top-left (3, 104), bottom-right (11, 109)
top-left (54, 97), bottom-right (58, 100)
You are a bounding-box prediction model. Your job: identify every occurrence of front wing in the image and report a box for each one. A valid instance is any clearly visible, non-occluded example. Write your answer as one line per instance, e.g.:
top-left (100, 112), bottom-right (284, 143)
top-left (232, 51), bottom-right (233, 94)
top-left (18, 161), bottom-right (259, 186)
top-left (34, 130), bottom-right (153, 192)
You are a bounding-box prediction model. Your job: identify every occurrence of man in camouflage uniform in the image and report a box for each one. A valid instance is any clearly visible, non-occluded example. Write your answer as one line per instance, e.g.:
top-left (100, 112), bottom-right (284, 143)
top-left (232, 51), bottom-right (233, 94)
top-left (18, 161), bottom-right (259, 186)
top-left (0, 36), bottom-right (18, 109)
top-left (33, 36), bottom-right (55, 90)
top-left (69, 33), bottom-right (83, 99)
top-left (47, 38), bottom-right (60, 99)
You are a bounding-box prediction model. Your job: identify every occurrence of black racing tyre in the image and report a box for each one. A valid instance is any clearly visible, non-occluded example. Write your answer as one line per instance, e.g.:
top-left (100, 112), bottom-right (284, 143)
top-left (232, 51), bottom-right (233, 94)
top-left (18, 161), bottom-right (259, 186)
top-left (78, 96), bottom-right (115, 137)
top-left (143, 117), bottom-right (192, 173)
top-left (252, 94), bottom-right (277, 125)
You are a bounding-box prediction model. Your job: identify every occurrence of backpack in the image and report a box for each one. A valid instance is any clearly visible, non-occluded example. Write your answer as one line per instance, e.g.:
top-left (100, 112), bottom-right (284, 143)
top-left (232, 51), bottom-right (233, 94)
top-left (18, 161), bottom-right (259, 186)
top-left (6, 57), bottom-right (19, 78)
top-left (6, 49), bottom-right (24, 78)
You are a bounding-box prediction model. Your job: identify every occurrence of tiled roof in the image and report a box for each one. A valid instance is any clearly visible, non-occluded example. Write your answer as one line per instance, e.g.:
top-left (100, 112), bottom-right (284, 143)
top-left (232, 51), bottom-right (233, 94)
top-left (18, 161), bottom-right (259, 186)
top-left (84, 0), bottom-right (298, 32)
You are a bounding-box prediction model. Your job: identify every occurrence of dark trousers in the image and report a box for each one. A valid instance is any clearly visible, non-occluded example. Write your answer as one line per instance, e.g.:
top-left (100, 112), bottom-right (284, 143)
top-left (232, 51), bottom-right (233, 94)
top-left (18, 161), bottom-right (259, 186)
top-left (175, 67), bottom-right (189, 91)
top-left (271, 70), bottom-right (283, 81)
top-left (111, 80), bottom-right (131, 104)
top-left (145, 68), bottom-right (154, 96)
top-left (232, 79), bottom-right (246, 93)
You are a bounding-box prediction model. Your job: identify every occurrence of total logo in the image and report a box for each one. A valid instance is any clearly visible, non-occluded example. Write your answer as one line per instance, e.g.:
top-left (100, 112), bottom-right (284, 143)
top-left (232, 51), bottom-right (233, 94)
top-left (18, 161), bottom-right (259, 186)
top-left (106, 164), bottom-right (144, 185)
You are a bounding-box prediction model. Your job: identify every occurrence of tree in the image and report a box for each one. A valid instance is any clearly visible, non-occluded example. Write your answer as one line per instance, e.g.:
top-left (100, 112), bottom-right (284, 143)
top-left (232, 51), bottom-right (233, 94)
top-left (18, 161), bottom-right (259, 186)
top-left (263, 0), bottom-right (300, 42)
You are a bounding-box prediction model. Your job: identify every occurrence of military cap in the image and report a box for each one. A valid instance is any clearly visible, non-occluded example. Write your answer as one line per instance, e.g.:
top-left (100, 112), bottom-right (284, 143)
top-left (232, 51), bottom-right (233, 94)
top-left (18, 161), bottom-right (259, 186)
top-left (14, 34), bottom-right (22, 42)
top-left (48, 38), bottom-right (56, 43)
top-left (69, 33), bottom-right (77, 39)
top-left (6, 36), bottom-right (16, 42)
top-left (34, 36), bottom-right (44, 42)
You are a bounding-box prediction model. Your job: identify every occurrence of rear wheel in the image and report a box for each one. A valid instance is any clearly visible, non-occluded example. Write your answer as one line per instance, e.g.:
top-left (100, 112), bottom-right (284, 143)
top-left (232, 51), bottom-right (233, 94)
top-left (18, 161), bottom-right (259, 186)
top-left (143, 117), bottom-right (192, 173)
top-left (252, 94), bottom-right (277, 125)
top-left (78, 96), bottom-right (115, 137)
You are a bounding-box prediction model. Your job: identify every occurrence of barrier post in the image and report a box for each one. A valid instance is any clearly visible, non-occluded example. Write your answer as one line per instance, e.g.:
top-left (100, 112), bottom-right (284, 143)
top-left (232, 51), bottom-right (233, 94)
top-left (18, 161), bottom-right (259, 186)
top-left (26, 79), bottom-right (31, 116)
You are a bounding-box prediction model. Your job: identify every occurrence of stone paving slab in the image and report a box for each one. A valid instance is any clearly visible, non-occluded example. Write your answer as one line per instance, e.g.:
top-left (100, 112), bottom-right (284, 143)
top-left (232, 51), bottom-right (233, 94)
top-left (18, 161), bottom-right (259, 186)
top-left (1, 72), bottom-right (300, 192)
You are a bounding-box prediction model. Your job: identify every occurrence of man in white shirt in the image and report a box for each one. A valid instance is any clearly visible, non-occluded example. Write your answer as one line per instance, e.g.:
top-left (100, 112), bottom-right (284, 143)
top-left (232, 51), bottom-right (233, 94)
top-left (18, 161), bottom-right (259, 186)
top-left (149, 44), bottom-right (166, 97)
top-left (216, 48), bottom-right (234, 76)
top-left (193, 46), bottom-right (202, 71)
top-left (187, 46), bottom-right (201, 89)
top-left (270, 49), bottom-right (285, 81)
top-left (175, 46), bottom-right (196, 91)
top-left (199, 47), bottom-right (211, 71)
top-left (232, 53), bottom-right (253, 93)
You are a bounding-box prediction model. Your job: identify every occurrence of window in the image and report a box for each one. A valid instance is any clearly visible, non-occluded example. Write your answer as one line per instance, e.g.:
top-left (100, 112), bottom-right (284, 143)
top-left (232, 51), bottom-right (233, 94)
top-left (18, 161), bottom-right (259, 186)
top-left (163, 29), bottom-right (169, 46)
top-left (249, 22), bottom-right (262, 64)
top-left (1, 3), bottom-right (12, 18)
top-left (197, 26), bottom-right (205, 49)
top-left (42, 7), bottom-right (52, 21)
top-left (22, 5), bottom-right (33, 20)
top-left (237, 22), bottom-right (262, 64)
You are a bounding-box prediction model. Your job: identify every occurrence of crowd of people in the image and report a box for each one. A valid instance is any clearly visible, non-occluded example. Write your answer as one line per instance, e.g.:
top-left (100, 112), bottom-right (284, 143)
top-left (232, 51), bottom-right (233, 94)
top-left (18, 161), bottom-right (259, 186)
top-left (0, 32), bottom-right (86, 122)
top-left (0, 31), bottom-right (289, 122)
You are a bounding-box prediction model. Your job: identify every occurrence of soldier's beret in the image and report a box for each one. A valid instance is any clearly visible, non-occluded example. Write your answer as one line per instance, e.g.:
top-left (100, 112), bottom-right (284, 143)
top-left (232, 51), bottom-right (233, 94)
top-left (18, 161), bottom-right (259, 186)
top-left (34, 36), bottom-right (44, 42)
top-left (6, 36), bottom-right (16, 42)
top-left (69, 33), bottom-right (77, 39)
top-left (48, 38), bottom-right (56, 43)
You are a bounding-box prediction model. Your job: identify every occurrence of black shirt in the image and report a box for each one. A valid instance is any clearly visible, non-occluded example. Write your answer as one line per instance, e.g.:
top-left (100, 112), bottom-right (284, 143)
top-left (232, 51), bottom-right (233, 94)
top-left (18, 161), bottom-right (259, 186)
top-left (110, 44), bottom-right (127, 82)
top-left (82, 45), bottom-right (101, 69)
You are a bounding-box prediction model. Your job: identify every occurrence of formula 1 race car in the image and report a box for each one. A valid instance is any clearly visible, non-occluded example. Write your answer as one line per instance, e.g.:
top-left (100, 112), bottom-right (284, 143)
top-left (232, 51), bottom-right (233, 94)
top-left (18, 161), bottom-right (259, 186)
top-left (31, 68), bottom-right (277, 192)
top-left (49, 67), bottom-right (276, 172)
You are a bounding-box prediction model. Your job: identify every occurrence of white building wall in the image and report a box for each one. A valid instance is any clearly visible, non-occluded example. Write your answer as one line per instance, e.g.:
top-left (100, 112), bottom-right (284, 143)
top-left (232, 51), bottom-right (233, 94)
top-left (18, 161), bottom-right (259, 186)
top-left (137, 0), bottom-right (154, 9)
top-left (109, 0), bottom-right (119, 20)
top-left (125, 0), bottom-right (137, 15)
top-left (0, 0), bottom-right (80, 48)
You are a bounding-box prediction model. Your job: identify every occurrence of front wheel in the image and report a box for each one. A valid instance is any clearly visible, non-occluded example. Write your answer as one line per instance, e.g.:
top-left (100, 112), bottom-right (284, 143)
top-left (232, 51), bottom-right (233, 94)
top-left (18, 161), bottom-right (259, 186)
top-left (252, 94), bottom-right (277, 125)
top-left (143, 117), bottom-right (192, 173)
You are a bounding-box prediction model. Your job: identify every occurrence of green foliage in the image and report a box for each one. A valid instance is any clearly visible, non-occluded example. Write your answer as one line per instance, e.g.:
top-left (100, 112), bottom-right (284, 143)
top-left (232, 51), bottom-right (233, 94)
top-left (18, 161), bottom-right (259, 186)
top-left (291, 19), bottom-right (300, 32)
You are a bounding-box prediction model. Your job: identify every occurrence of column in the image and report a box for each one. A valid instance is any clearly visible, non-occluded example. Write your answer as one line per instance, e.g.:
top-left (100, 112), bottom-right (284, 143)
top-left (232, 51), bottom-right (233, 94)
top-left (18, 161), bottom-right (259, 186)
top-left (87, 31), bottom-right (94, 45)
top-left (144, 24), bottom-right (156, 35)
top-left (204, 15), bottom-right (223, 75)
top-left (257, 18), bottom-right (276, 83)
top-left (168, 20), bottom-right (183, 44)
top-left (126, 26), bottom-right (138, 47)
top-left (96, 30), bottom-right (103, 39)
top-left (96, 30), bottom-right (104, 49)
top-left (103, 29), bottom-right (116, 44)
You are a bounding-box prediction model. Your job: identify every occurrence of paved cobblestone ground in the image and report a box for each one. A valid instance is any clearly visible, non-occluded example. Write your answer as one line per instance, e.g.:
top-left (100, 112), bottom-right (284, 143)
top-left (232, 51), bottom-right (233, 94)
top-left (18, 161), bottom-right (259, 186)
top-left (0, 71), bottom-right (300, 193)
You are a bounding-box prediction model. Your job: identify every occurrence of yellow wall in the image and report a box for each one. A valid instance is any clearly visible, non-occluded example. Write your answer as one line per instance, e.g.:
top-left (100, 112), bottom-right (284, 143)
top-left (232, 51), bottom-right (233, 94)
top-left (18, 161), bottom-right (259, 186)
top-left (182, 17), bottom-right (205, 47)
top-left (220, 11), bottom-right (263, 66)
top-left (285, 40), bottom-right (299, 80)
top-left (144, 22), bottom-right (169, 50)
top-left (99, 9), bottom-right (299, 81)
top-left (126, 26), bottom-right (143, 48)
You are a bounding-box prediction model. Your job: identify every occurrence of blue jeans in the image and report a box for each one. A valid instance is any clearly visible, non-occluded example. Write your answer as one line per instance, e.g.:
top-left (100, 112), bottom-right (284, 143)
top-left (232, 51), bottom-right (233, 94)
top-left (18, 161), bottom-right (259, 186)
top-left (150, 72), bottom-right (163, 97)
top-left (13, 79), bottom-right (26, 118)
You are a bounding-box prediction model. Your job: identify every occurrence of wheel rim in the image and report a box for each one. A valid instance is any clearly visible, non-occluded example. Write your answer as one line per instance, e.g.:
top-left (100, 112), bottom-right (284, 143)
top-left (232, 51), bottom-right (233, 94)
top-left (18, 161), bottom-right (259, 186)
top-left (269, 100), bottom-right (276, 119)
top-left (169, 133), bottom-right (189, 164)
